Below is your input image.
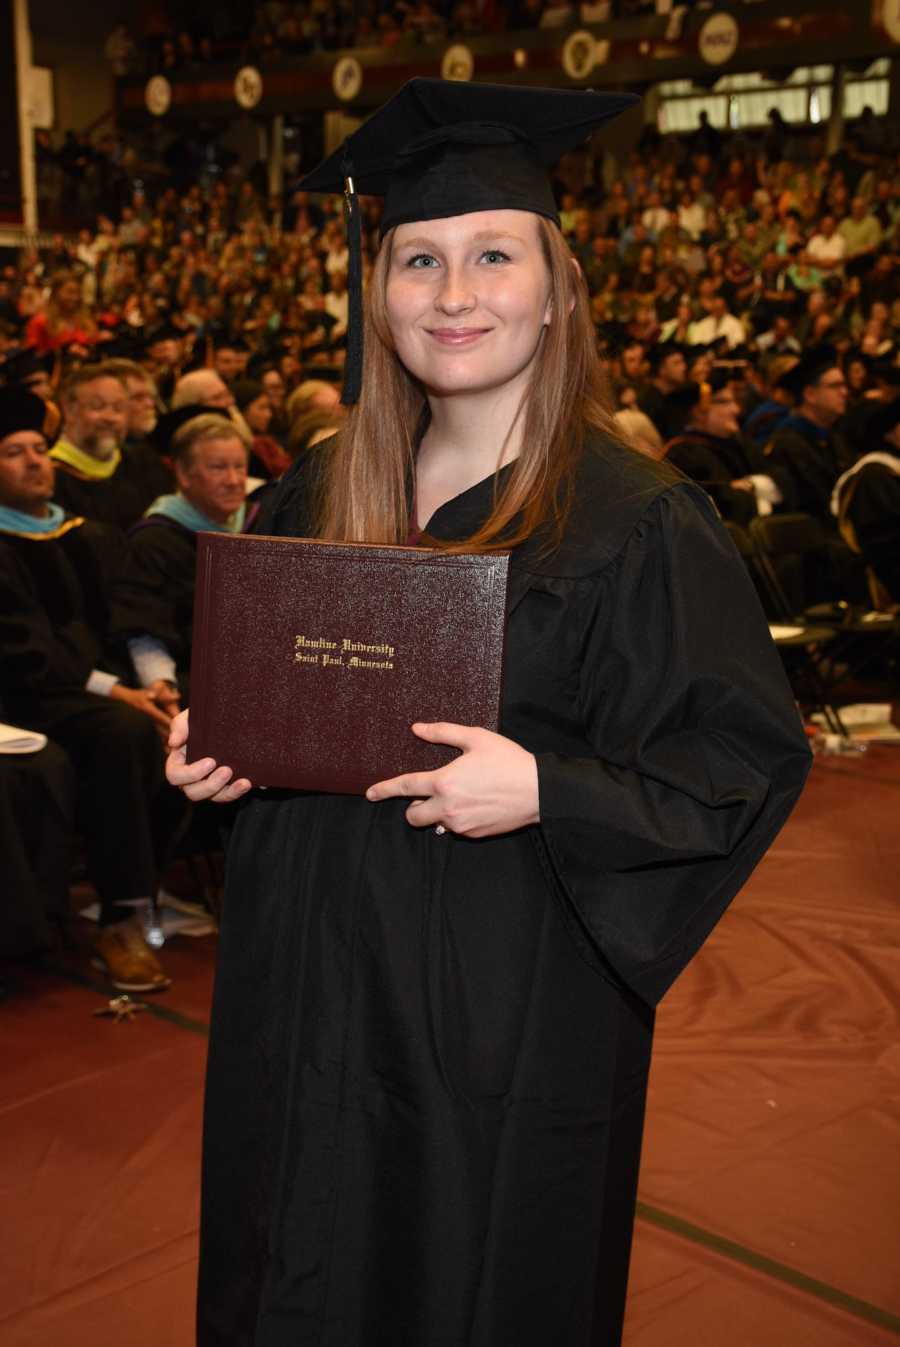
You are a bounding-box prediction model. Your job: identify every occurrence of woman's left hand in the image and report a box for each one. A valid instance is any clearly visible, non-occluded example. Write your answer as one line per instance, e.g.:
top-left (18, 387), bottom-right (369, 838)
top-left (366, 723), bottom-right (539, 839)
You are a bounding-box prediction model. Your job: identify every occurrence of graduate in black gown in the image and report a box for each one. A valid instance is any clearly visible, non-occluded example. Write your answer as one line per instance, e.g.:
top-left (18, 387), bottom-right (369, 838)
top-left (833, 398), bottom-right (900, 602)
top-left (166, 82), bottom-right (812, 1347)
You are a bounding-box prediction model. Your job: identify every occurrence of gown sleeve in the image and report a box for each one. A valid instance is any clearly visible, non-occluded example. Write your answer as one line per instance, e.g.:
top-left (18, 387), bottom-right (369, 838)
top-left (535, 483), bottom-right (812, 1006)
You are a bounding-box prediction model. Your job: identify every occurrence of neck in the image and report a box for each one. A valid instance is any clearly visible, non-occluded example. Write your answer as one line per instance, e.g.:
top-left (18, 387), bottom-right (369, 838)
top-left (180, 489), bottom-right (230, 525)
top-left (799, 404), bottom-right (833, 430)
top-left (419, 375), bottom-right (528, 478)
top-left (3, 499), bottom-right (50, 519)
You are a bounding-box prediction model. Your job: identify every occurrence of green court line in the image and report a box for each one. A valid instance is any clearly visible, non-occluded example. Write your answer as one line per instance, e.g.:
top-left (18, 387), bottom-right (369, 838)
top-left (636, 1201), bottom-right (900, 1336)
top-left (48, 963), bottom-right (900, 1335)
top-left (49, 963), bottom-right (211, 1038)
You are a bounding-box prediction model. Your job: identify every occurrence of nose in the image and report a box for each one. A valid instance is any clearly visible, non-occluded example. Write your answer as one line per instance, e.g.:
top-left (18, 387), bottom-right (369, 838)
top-left (434, 261), bottom-right (475, 315)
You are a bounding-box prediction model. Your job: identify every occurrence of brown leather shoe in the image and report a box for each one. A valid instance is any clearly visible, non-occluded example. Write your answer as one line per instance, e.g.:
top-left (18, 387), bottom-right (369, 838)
top-left (92, 917), bottom-right (172, 993)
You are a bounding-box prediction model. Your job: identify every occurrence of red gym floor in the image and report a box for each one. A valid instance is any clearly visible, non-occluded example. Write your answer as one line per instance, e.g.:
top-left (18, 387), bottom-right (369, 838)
top-left (1, 747), bottom-right (899, 1346)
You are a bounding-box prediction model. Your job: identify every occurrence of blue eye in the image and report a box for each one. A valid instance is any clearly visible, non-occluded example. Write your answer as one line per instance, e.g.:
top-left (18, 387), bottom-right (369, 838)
top-left (480, 249), bottom-right (510, 264)
top-left (407, 254), bottom-right (439, 268)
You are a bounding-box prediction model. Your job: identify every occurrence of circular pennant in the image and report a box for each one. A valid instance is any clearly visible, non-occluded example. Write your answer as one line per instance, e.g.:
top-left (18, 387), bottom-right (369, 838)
top-left (333, 56), bottom-right (363, 102)
top-left (697, 12), bottom-right (739, 66)
top-left (145, 75), bottom-right (172, 117)
top-left (441, 44), bottom-right (474, 81)
top-left (234, 66), bottom-right (264, 110)
top-left (561, 30), bottom-right (597, 80)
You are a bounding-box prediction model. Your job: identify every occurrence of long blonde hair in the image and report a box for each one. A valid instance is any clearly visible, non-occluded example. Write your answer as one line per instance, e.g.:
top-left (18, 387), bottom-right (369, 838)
top-left (313, 217), bottom-right (622, 553)
top-left (44, 272), bottom-right (97, 338)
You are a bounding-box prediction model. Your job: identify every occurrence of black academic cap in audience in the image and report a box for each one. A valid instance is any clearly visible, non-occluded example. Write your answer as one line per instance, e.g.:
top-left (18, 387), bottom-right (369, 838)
top-left (145, 320), bottom-right (185, 346)
top-left (245, 351), bottom-right (280, 378)
top-left (152, 404), bottom-right (231, 453)
top-left (646, 342), bottom-right (688, 371)
top-left (232, 379), bottom-right (264, 411)
top-left (100, 328), bottom-right (147, 360)
top-left (214, 335), bottom-right (250, 352)
top-left (0, 348), bottom-right (54, 388)
top-left (0, 386), bottom-right (48, 439)
top-left (777, 344), bottom-right (839, 398)
top-left (871, 358), bottom-right (900, 388)
top-left (869, 398), bottom-right (900, 440)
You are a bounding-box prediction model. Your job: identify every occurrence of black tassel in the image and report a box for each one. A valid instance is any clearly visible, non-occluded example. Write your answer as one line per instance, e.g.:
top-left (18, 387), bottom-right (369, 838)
top-left (341, 169), bottom-right (363, 406)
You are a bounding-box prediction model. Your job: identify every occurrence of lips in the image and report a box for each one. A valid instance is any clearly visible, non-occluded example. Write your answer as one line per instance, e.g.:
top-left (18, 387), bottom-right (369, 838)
top-left (426, 328), bottom-right (491, 346)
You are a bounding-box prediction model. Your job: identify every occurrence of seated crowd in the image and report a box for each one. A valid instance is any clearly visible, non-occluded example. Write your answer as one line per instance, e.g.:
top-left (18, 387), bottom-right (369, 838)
top-left (1, 109), bottom-right (898, 996)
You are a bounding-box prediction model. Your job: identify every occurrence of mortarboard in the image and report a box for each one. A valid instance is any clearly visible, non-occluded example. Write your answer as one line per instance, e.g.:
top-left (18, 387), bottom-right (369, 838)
top-left (646, 342), bottom-right (687, 372)
top-left (869, 397), bottom-right (900, 441)
top-left (300, 78), bottom-right (638, 404)
top-left (152, 404), bottom-right (231, 453)
top-left (776, 345), bottom-right (839, 399)
top-left (0, 386), bottom-right (49, 439)
top-left (0, 348), bottom-right (54, 389)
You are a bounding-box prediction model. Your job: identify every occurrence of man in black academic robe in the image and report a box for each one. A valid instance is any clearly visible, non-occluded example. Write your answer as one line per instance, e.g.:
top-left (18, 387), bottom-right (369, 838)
top-left (0, 712), bottom-right (75, 967)
top-left (0, 388), bottom-right (184, 992)
top-left (50, 362), bottom-right (170, 531)
top-left (637, 343), bottom-right (691, 443)
top-left (664, 371), bottom-right (785, 526)
top-left (198, 431), bottom-right (812, 1347)
top-left (110, 413), bottom-right (250, 698)
top-left (765, 350), bottom-right (855, 525)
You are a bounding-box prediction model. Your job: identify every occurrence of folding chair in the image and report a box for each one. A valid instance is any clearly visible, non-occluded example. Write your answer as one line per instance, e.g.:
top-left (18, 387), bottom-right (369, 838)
top-left (725, 521), bottom-right (848, 737)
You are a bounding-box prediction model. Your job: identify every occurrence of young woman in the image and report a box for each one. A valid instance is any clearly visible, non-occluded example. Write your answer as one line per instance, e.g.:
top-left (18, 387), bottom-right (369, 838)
top-left (167, 81), bottom-right (811, 1347)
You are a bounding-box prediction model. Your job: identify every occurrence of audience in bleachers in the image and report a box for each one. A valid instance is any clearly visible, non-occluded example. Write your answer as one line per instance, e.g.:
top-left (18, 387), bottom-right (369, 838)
top-left (1, 105), bottom-right (897, 994)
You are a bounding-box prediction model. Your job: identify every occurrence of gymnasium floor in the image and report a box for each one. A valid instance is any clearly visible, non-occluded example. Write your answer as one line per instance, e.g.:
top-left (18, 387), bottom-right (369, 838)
top-left (2, 747), bottom-right (898, 1346)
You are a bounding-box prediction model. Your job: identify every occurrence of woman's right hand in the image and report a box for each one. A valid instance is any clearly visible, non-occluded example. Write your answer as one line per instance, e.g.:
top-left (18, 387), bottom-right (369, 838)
top-left (165, 707), bottom-right (253, 803)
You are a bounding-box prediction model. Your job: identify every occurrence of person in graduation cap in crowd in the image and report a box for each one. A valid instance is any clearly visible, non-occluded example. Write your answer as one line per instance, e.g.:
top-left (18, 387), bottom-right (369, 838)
top-left (166, 79), bottom-right (812, 1347)
top-left (50, 363), bottom-right (171, 532)
top-left (110, 411), bottom-right (251, 700)
top-left (663, 369), bottom-right (785, 526)
top-left (0, 348), bottom-right (63, 442)
top-left (0, 387), bottom-right (186, 994)
top-left (764, 347), bottom-right (855, 526)
top-left (143, 322), bottom-right (186, 405)
top-left (832, 396), bottom-right (900, 605)
top-left (636, 342), bottom-right (691, 442)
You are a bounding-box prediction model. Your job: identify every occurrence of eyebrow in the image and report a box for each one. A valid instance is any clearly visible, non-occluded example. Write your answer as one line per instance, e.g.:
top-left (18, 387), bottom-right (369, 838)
top-left (394, 231), bottom-right (527, 250)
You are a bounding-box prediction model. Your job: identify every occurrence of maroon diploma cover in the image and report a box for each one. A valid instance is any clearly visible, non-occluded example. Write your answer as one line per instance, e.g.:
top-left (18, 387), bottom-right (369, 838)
top-left (187, 533), bottom-right (509, 793)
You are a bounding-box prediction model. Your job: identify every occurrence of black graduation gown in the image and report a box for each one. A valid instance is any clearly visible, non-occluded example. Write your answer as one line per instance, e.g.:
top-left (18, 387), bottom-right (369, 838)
top-left (764, 417), bottom-right (854, 525)
top-left (198, 433), bottom-right (811, 1347)
top-left (636, 384), bottom-right (689, 443)
top-left (664, 429), bottom-right (760, 526)
top-left (109, 516), bottom-right (198, 693)
top-left (0, 517), bottom-right (125, 721)
top-left (51, 443), bottom-right (172, 532)
top-left (0, 737), bottom-right (75, 960)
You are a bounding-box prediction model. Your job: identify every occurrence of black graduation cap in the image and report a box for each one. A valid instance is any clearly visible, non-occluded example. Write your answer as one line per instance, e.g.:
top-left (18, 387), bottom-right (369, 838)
top-left (152, 404), bottom-right (231, 454)
top-left (869, 397), bottom-right (900, 441)
top-left (646, 342), bottom-right (688, 372)
top-left (776, 344), bottom-right (839, 399)
top-left (300, 78), bottom-right (639, 404)
top-left (0, 348), bottom-right (54, 389)
top-left (145, 320), bottom-right (186, 347)
top-left (871, 358), bottom-right (900, 388)
top-left (0, 386), bottom-right (48, 439)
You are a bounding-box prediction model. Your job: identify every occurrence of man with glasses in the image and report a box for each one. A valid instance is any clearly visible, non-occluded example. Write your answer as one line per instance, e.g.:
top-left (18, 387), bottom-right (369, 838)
top-left (765, 350), bottom-right (853, 526)
top-left (665, 369), bottom-right (783, 525)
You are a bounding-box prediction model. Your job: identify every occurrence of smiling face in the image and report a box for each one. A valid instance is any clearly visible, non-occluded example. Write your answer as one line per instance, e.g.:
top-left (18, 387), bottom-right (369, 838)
top-left (384, 210), bottom-right (552, 401)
